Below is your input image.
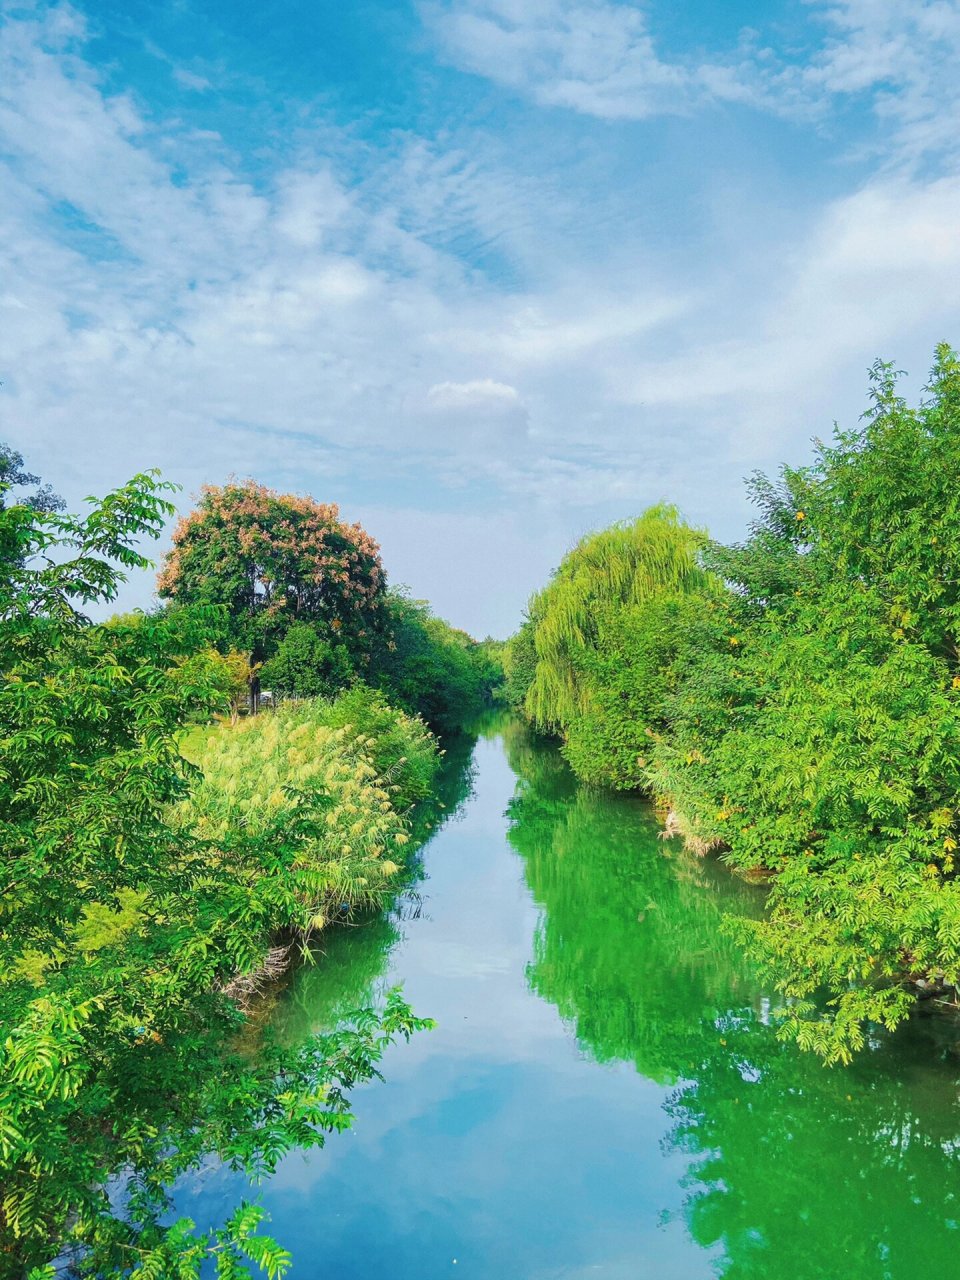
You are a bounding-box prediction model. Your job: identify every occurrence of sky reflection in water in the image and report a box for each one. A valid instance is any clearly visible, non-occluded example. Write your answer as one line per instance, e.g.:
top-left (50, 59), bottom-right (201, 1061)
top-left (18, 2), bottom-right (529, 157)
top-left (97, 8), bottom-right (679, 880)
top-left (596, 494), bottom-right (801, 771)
top-left (175, 723), bottom-right (960, 1280)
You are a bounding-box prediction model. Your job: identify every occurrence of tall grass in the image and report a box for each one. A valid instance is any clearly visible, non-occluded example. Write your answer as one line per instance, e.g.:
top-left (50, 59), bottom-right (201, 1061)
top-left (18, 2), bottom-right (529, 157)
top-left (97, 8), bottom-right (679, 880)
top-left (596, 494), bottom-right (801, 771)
top-left (175, 687), bottom-right (439, 937)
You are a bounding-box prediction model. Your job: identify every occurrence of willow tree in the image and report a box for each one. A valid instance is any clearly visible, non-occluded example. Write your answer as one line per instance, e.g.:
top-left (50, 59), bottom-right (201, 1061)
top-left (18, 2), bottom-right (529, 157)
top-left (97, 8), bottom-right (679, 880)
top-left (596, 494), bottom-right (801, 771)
top-left (522, 504), bottom-right (720, 788)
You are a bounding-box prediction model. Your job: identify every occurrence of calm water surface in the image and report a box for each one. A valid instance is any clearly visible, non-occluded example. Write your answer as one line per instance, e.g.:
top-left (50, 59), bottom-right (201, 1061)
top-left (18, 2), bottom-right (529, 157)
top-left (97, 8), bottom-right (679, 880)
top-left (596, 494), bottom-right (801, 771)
top-left (177, 720), bottom-right (960, 1279)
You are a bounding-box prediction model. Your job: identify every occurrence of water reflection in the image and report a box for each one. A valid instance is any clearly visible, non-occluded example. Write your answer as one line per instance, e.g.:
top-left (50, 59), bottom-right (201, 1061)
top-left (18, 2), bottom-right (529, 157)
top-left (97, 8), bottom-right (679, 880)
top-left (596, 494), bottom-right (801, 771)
top-left (502, 718), bottom-right (763, 1084)
top-left (177, 720), bottom-right (960, 1280)
top-left (664, 1009), bottom-right (960, 1279)
top-left (503, 720), bottom-right (960, 1279)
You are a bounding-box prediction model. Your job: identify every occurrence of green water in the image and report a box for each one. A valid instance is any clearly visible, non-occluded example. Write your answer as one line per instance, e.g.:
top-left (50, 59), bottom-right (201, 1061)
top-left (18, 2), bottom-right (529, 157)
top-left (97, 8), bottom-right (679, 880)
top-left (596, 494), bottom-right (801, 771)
top-left (177, 720), bottom-right (960, 1278)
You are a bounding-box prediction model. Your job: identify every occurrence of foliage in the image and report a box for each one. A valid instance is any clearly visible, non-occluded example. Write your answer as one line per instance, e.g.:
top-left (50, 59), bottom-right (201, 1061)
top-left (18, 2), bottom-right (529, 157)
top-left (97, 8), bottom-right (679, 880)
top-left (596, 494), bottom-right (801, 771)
top-left (157, 481), bottom-right (386, 663)
top-left (0, 441), bottom-right (63, 516)
top-left (371, 591), bottom-right (504, 735)
top-left (0, 470), bottom-right (430, 1278)
top-left (259, 622), bottom-right (354, 701)
top-left (646, 346), bottom-right (960, 1060)
top-left (510, 346), bottom-right (960, 1061)
top-left (523, 504), bottom-right (714, 733)
top-left (502, 614), bottom-right (538, 711)
top-left (307, 683), bottom-right (440, 810)
top-left (176, 690), bottom-right (439, 929)
top-left (559, 592), bottom-right (723, 789)
top-left (208, 647), bottom-right (262, 722)
top-left (514, 504), bottom-right (719, 786)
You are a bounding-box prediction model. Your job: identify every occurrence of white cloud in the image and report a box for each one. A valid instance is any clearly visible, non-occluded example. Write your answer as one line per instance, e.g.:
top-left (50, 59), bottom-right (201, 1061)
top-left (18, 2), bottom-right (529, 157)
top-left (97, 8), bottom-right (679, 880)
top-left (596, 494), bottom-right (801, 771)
top-left (4, 3), bottom-right (960, 634)
top-left (426, 378), bottom-right (522, 411)
top-left (425, 0), bottom-right (755, 120)
top-left (618, 174), bottom-right (960, 421)
top-left (172, 67), bottom-right (212, 93)
top-left (427, 0), bottom-right (960, 172)
top-left (802, 0), bottom-right (960, 166)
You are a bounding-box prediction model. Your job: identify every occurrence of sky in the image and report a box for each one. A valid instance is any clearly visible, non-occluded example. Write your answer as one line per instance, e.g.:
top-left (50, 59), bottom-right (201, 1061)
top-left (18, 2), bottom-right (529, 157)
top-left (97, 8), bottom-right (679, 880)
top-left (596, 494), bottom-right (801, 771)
top-left (3, 0), bottom-right (960, 637)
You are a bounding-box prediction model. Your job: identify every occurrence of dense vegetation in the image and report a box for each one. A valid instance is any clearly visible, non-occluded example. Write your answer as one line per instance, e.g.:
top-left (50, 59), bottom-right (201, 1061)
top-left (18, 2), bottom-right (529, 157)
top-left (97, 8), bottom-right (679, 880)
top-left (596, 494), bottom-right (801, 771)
top-left (371, 591), bottom-right (504, 735)
top-left (0, 462), bottom-right (489, 1278)
top-left (159, 481), bottom-right (502, 731)
top-left (510, 346), bottom-right (960, 1062)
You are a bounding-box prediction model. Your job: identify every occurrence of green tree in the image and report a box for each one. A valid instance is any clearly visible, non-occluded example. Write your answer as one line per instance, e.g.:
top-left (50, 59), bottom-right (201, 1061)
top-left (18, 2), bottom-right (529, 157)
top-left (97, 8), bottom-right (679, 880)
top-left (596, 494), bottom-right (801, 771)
top-left (502, 614), bottom-right (538, 710)
top-left (650, 347), bottom-right (960, 1060)
top-left (259, 621), bottom-right (354, 700)
top-left (372, 591), bottom-right (502, 734)
top-left (516, 504), bottom-right (719, 787)
top-left (0, 469), bottom-right (428, 1278)
top-left (207, 646), bottom-right (262, 722)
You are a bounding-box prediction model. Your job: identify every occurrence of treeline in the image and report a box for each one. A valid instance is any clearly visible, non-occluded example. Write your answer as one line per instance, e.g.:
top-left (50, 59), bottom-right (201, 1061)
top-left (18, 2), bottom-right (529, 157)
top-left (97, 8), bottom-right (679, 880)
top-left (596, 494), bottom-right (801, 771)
top-left (506, 345), bottom-right (960, 1063)
top-left (0, 460), bottom-right (499, 1277)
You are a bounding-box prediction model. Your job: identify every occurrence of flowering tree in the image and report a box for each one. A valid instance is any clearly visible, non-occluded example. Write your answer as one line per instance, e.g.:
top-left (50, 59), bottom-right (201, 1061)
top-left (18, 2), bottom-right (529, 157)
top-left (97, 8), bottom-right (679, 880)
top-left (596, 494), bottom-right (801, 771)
top-left (157, 481), bottom-right (386, 660)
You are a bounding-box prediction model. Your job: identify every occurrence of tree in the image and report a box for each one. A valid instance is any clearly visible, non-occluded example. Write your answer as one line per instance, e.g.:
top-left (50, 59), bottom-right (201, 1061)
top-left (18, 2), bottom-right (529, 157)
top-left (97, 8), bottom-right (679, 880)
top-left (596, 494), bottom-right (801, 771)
top-left (0, 469), bottom-right (428, 1278)
top-left (503, 614), bottom-right (539, 710)
top-left (516, 504), bottom-right (720, 786)
top-left (649, 347), bottom-right (960, 1061)
top-left (157, 481), bottom-right (386, 663)
top-left (259, 622), bottom-right (354, 700)
top-left (371, 591), bottom-right (501, 735)
top-left (206, 646), bottom-right (262, 722)
top-left (0, 441), bottom-right (64, 514)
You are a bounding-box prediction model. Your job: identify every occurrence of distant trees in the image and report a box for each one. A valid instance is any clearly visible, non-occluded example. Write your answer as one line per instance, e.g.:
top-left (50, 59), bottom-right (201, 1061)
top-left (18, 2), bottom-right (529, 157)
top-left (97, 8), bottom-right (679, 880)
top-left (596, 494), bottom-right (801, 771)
top-left (371, 591), bottom-right (504, 735)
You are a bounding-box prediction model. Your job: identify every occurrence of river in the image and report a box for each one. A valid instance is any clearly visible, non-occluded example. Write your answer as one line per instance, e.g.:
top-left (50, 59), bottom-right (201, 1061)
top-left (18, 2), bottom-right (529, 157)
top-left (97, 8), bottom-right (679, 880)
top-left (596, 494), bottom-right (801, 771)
top-left (175, 717), bottom-right (960, 1279)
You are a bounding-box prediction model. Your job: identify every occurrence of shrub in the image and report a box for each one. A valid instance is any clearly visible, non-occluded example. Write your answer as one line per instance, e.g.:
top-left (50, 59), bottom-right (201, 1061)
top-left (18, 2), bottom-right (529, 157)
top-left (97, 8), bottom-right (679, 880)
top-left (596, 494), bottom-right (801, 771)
top-left (260, 622), bottom-right (354, 700)
top-left (0, 469), bottom-right (429, 1278)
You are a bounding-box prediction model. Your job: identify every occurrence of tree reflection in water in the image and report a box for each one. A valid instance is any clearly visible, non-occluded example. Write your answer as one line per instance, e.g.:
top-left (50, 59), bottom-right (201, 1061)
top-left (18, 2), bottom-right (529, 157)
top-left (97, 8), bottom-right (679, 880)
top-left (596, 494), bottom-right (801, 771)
top-left (503, 718), bottom-right (960, 1280)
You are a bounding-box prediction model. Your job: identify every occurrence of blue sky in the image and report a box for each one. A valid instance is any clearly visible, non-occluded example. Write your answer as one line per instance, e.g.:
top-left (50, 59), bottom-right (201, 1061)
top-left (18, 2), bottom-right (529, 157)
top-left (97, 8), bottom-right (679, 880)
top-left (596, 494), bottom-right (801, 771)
top-left (3, 0), bottom-right (960, 636)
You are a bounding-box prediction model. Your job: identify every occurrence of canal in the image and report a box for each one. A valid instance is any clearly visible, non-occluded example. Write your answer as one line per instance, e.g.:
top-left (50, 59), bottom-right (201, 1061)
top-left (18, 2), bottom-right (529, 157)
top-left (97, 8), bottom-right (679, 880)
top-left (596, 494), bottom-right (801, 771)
top-left (175, 718), bottom-right (960, 1279)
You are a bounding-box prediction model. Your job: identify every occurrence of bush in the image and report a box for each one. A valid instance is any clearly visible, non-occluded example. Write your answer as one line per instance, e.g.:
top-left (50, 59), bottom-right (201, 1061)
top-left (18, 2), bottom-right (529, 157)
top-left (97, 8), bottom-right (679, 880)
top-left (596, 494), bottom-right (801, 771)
top-left (177, 692), bottom-right (438, 930)
top-left (648, 347), bottom-right (960, 1060)
top-left (260, 622), bottom-right (354, 700)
